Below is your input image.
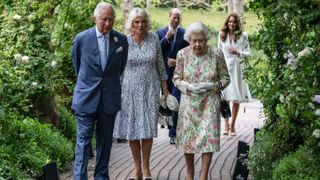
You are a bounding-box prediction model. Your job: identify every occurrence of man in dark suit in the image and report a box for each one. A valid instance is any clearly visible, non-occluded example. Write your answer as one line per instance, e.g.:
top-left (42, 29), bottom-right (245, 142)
top-left (71, 2), bottom-right (128, 179)
top-left (156, 8), bottom-right (189, 145)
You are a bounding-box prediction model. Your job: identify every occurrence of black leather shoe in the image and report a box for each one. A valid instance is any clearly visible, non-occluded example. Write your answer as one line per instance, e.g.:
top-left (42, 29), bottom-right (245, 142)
top-left (117, 139), bottom-right (127, 143)
top-left (170, 137), bottom-right (175, 145)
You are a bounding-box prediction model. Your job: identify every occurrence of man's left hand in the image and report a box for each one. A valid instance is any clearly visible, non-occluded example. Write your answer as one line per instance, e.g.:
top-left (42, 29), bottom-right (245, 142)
top-left (167, 58), bottom-right (176, 67)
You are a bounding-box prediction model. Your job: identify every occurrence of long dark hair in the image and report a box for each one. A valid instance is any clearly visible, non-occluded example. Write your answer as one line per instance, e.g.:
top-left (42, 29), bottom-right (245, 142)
top-left (220, 13), bottom-right (242, 43)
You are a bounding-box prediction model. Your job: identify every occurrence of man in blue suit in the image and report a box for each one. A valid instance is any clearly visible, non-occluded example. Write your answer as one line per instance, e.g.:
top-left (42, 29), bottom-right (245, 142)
top-left (71, 2), bottom-right (128, 179)
top-left (156, 8), bottom-right (189, 145)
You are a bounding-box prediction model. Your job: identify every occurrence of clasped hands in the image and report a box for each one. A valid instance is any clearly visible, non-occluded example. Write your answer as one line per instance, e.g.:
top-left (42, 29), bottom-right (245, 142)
top-left (188, 82), bottom-right (214, 94)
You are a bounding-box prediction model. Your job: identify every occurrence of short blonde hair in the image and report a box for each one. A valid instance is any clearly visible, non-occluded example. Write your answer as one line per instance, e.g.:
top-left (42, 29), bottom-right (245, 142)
top-left (169, 8), bottom-right (182, 17)
top-left (125, 7), bottom-right (151, 34)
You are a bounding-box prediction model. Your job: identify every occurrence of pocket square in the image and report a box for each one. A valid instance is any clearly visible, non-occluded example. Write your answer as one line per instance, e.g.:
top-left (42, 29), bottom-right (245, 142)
top-left (116, 46), bottom-right (123, 53)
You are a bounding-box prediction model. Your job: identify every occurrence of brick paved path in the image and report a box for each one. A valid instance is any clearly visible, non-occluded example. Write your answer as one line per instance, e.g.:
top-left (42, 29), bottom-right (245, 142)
top-left (60, 100), bottom-right (264, 180)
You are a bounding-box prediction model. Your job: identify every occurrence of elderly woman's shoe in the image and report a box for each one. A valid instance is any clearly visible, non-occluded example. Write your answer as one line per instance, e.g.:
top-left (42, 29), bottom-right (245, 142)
top-left (230, 131), bottom-right (236, 136)
top-left (128, 173), bottom-right (142, 180)
top-left (143, 176), bottom-right (152, 180)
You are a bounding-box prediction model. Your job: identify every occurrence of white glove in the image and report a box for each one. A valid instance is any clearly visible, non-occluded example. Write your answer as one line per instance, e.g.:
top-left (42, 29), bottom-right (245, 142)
top-left (160, 95), bottom-right (167, 108)
top-left (166, 94), bottom-right (179, 111)
top-left (188, 84), bottom-right (206, 94)
top-left (197, 82), bottom-right (214, 90)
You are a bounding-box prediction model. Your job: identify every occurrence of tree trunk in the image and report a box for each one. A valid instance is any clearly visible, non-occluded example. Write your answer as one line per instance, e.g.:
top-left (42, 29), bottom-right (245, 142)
top-left (176, 0), bottom-right (182, 9)
top-left (146, 0), bottom-right (152, 18)
top-left (35, 93), bottom-right (59, 126)
top-left (227, 0), bottom-right (234, 14)
top-left (122, 0), bottom-right (133, 28)
top-left (234, 0), bottom-right (244, 16)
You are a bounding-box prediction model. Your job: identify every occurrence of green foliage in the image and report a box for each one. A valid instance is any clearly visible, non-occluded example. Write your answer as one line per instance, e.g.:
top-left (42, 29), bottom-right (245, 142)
top-left (56, 106), bottom-right (77, 143)
top-left (0, 113), bottom-right (73, 178)
top-left (248, 129), bottom-right (286, 179)
top-left (273, 146), bottom-right (320, 179)
top-left (246, 0), bottom-right (320, 178)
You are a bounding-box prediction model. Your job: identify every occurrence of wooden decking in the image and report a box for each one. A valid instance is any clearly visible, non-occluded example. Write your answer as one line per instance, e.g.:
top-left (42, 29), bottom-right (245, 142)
top-left (60, 100), bottom-right (264, 180)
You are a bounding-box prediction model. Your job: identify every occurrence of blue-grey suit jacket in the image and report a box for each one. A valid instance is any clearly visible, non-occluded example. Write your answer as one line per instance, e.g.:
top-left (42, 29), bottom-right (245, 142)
top-left (71, 27), bottom-right (128, 114)
top-left (156, 27), bottom-right (188, 97)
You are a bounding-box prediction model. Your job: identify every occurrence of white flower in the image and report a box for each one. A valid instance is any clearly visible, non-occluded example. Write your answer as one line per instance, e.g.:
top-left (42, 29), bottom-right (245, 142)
top-left (12, 14), bottom-right (21, 20)
top-left (298, 47), bottom-right (313, 59)
top-left (21, 56), bottom-right (29, 62)
top-left (54, 5), bottom-right (60, 14)
top-left (64, 23), bottom-right (69, 28)
top-left (32, 82), bottom-right (38, 86)
top-left (283, 13), bottom-right (288, 21)
top-left (283, 52), bottom-right (288, 59)
top-left (308, 102), bottom-right (315, 109)
top-left (315, 109), bottom-right (320, 116)
top-left (14, 53), bottom-right (22, 60)
top-left (312, 95), bottom-right (320, 104)
top-left (313, 129), bottom-right (320, 138)
top-left (279, 94), bottom-right (285, 103)
top-left (285, 50), bottom-right (298, 70)
top-left (27, 15), bottom-right (35, 21)
top-left (50, 60), bottom-right (57, 68)
top-left (114, 36), bottom-right (118, 42)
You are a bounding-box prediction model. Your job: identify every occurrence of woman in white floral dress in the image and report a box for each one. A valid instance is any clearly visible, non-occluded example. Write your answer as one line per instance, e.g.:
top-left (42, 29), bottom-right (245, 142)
top-left (173, 22), bottom-right (230, 180)
top-left (113, 8), bottom-right (169, 180)
top-left (218, 13), bottom-right (252, 136)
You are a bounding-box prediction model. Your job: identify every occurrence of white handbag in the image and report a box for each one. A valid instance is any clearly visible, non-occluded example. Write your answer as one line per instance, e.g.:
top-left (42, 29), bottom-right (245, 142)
top-left (166, 94), bottom-right (179, 111)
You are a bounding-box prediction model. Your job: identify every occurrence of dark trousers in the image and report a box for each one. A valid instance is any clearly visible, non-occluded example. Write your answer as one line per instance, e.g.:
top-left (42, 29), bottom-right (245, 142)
top-left (169, 111), bottom-right (178, 137)
top-left (73, 99), bottom-right (116, 180)
top-left (168, 82), bottom-right (181, 138)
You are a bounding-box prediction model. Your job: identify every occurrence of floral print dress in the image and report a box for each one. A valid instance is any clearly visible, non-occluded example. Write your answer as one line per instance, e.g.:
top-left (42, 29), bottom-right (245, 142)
top-left (113, 32), bottom-right (167, 140)
top-left (173, 46), bottom-right (230, 153)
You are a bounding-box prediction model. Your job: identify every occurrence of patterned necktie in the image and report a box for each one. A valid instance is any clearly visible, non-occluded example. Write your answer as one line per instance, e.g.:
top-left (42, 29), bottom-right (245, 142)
top-left (101, 35), bottom-right (108, 71)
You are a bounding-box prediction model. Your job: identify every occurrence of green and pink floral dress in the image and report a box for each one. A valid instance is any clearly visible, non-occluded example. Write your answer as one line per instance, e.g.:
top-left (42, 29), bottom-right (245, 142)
top-left (173, 46), bottom-right (230, 153)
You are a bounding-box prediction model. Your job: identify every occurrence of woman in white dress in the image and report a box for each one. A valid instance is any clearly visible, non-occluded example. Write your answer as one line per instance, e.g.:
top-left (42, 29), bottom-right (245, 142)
top-left (113, 8), bottom-right (169, 180)
top-left (218, 13), bottom-right (252, 136)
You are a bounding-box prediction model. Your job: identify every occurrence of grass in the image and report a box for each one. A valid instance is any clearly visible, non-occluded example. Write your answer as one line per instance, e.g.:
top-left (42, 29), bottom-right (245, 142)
top-left (149, 7), bottom-right (260, 34)
top-left (115, 5), bottom-right (266, 84)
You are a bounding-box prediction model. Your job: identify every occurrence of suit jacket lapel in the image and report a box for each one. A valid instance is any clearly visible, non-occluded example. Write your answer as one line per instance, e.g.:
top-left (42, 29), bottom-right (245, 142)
top-left (104, 30), bottom-right (118, 73)
top-left (88, 28), bottom-right (103, 74)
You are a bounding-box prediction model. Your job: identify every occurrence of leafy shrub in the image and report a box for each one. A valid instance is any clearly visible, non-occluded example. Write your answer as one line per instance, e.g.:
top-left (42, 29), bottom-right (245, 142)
top-left (273, 146), bottom-right (320, 179)
top-left (0, 1), bottom-right (127, 177)
top-left (248, 129), bottom-right (284, 179)
top-left (246, 0), bottom-right (320, 178)
top-left (0, 113), bottom-right (73, 178)
top-left (0, 143), bottom-right (27, 179)
top-left (57, 106), bottom-right (76, 143)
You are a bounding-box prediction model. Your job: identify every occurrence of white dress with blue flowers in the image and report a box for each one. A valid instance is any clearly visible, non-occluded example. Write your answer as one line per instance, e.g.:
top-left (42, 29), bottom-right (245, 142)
top-left (113, 32), bottom-right (167, 140)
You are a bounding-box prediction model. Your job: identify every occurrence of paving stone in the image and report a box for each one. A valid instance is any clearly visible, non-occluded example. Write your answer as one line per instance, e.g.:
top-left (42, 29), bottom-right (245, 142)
top-left (60, 100), bottom-right (264, 180)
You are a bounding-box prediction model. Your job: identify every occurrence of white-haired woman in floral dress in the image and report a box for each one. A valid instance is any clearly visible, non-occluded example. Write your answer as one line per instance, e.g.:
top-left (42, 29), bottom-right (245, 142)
top-left (173, 22), bottom-right (230, 180)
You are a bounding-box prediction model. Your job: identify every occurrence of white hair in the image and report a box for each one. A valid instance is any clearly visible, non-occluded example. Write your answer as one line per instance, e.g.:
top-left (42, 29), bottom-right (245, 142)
top-left (93, 2), bottom-right (116, 19)
top-left (184, 22), bottom-right (210, 42)
top-left (125, 7), bottom-right (151, 34)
